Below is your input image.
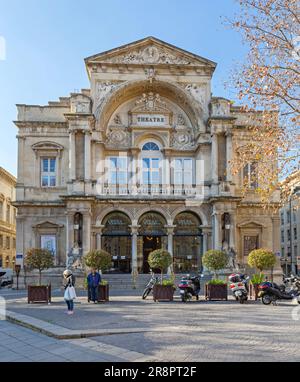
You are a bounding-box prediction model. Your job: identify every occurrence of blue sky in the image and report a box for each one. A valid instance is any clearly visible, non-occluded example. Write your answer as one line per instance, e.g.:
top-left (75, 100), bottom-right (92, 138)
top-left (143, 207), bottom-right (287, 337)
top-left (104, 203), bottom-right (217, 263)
top-left (0, 0), bottom-right (247, 176)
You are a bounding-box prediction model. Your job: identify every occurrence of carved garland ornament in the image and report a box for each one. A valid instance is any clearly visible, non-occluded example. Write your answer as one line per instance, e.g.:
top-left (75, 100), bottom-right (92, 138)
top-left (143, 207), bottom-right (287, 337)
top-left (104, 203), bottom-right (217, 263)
top-left (104, 45), bottom-right (193, 65)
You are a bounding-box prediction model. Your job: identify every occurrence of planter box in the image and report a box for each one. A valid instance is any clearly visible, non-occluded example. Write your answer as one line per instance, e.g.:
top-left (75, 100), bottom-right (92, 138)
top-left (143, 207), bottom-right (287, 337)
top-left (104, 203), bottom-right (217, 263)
top-left (28, 285), bottom-right (51, 304)
top-left (153, 285), bottom-right (174, 302)
top-left (250, 284), bottom-right (259, 301)
top-left (98, 284), bottom-right (109, 302)
top-left (205, 284), bottom-right (228, 301)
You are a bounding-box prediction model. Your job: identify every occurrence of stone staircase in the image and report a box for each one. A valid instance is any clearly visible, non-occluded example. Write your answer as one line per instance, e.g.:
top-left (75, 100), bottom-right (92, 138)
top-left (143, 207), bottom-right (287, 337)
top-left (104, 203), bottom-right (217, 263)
top-left (13, 269), bottom-right (212, 291)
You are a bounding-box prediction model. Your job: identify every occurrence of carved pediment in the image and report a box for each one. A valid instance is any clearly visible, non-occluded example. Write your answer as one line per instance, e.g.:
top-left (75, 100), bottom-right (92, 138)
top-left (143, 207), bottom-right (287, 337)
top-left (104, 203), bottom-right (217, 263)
top-left (85, 37), bottom-right (217, 68)
top-left (32, 221), bottom-right (64, 229)
top-left (32, 141), bottom-right (64, 152)
top-left (131, 92), bottom-right (169, 114)
top-left (237, 220), bottom-right (266, 229)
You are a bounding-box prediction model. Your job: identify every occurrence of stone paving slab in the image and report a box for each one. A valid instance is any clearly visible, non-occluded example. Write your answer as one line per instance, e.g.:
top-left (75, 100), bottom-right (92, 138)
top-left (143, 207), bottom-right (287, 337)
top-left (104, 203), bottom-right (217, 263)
top-left (0, 320), bottom-right (152, 362)
top-left (1, 292), bottom-right (300, 362)
top-left (2, 308), bottom-right (183, 339)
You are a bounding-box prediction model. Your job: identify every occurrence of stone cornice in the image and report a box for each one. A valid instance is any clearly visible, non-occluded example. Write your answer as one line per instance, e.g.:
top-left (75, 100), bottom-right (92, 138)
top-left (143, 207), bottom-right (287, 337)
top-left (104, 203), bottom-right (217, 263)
top-left (14, 121), bottom-right (67, 129)
top-left (0, 167), bottom-right (17, 186)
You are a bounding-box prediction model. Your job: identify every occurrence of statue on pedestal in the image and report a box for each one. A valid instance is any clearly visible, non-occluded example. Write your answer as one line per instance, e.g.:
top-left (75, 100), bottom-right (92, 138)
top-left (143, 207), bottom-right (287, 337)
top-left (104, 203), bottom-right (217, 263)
top-left (66, 242), bottom-right (83, 270)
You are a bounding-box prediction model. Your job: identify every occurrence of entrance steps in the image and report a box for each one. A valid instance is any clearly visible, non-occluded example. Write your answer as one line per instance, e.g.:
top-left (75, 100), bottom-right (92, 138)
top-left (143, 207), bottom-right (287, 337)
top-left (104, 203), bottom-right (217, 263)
top-left (102, 273), bottom-right (212, 290)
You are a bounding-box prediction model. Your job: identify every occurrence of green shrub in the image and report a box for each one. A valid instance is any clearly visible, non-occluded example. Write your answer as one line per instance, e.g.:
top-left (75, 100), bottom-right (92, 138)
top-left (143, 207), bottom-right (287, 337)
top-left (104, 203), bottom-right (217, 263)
top-left (148, 249), bottom-right (172, 284)
top-left (84, 250), bottom-right (112, 273)
top-left (161, 279), bottom-right (175, 287)
top-left (25, 248), bottom-right (54, 286)
top-left (100, 280), bottom-right (108, 286)
top-left (248, 249), bottom-right (276, 275)
top-left (207, 279), bottom-right (227, 285)
top-left (251, 273), bottom-right (265, 285)
top-left (202, 250), bottom-right (229, 278)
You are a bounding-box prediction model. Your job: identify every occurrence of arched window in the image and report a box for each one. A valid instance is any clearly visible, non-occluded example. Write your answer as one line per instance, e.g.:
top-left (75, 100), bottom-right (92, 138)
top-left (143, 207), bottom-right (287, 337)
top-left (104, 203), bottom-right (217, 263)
top-left (142, 142), bottom-right (160, 151)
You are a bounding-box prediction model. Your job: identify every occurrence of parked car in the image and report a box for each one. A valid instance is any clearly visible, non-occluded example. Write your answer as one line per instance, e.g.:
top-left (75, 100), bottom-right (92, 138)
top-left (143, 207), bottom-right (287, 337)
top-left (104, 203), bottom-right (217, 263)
top-left (0, 268), bottom-right (13, 288)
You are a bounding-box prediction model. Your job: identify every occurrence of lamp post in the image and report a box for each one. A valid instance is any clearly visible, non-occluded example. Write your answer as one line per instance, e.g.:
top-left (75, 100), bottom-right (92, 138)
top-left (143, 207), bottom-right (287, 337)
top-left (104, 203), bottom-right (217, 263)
top-left (15, 265), bottom-right (21, 290)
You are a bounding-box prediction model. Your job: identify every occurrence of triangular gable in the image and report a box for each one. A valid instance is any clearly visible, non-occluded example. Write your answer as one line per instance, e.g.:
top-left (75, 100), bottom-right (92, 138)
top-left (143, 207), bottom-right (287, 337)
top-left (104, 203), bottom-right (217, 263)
top-left (85, 36), bottom-right (217, 69)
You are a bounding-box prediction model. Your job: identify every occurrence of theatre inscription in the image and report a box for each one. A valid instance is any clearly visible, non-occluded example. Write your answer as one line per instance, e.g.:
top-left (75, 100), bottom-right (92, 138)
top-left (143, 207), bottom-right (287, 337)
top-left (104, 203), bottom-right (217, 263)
top-left (133, 114), bottom-right (167, 126)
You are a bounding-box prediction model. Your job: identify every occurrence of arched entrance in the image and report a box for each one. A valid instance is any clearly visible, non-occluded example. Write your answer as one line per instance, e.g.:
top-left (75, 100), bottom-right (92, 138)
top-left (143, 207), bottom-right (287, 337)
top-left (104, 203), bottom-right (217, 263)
top-left (138, 212), bottom-right (167, 273)
top-left (102, 212), bottom-right (132, 273)
top-left (173, 212), bottom-right (202, 273)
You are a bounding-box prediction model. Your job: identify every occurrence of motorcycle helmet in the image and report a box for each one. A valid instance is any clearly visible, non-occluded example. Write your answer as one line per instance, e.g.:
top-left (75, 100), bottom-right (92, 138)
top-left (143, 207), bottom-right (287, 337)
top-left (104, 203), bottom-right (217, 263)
top-left (228, 273), bottom-right (241, 283)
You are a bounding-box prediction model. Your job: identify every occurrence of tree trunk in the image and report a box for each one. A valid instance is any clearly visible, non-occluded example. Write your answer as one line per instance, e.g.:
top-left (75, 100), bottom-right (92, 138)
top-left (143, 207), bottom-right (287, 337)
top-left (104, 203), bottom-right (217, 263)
top-left (39, 270), bottom-right (42, 286)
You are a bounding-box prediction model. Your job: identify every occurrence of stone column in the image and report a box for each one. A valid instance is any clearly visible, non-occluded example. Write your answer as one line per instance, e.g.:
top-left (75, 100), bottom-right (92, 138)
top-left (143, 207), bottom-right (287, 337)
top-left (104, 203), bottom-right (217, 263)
top-left (17, 136), bottom-right (25, 185)
top-left (211, 133), bottom-right (219, 184)
top-left (15, 216), bottom-right (24, 268)
top-left (164, 153), bottom-right (171, 195)
top-left (69, 131), bottom-right (76, 181)
top-left (226, 131), bottom-right (233, 183)
top-left (96, 225), bottom-right (105, 250)
top-left (130, 225), bottom-right (140, 272)
top-left (84, 132), bottom-right (91, 181)
top-left (166, 225), bottom-right (175, 273)
top-left (66, 212), bottom-right (74, 265)
top-left (229, 213), bottom-right (236, 250)
top-left (201, 227), bottom-right (212, 273)
top-left (212, 212), bottom-right (222, 250)
top-left (82, 211), bottom-right (92, 255)
top-left (130, 149), bottom-right (139, 194)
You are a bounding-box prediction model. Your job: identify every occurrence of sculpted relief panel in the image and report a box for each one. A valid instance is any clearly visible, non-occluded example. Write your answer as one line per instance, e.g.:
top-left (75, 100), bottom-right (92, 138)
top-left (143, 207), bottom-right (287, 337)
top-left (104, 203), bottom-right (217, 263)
top-left (94, 81), bottom-right (121, 109)
top-left (101, 45), bottom-right (197, 65)
top-left (104, 91), bottom-right (195, 151)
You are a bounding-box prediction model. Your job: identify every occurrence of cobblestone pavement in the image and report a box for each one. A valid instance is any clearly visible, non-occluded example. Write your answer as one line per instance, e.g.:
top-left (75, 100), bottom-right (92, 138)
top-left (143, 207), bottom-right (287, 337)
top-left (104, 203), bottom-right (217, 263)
top-left (1, 291), bottom-right (300, 362)
top-left (0, 321), bottom-right (155, 362)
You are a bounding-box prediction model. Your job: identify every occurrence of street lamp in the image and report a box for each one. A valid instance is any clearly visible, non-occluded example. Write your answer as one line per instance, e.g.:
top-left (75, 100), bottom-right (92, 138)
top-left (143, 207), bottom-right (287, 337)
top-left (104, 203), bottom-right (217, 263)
top-left (15, 265), bottom-right (21, 290)
top-left (281, 257), bottom-right (289, 276)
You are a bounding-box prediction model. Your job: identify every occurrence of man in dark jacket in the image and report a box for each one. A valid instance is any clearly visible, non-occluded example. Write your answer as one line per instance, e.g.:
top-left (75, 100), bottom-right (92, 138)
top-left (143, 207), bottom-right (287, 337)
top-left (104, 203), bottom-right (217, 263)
top-left (87, 268), bottom-right (101, 303)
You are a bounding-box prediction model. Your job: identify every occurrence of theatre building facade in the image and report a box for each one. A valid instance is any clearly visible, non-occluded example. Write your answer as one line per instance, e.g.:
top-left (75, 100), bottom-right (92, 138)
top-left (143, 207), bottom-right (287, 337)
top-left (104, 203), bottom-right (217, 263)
top-left (14, 37), bottom-right (280, 274)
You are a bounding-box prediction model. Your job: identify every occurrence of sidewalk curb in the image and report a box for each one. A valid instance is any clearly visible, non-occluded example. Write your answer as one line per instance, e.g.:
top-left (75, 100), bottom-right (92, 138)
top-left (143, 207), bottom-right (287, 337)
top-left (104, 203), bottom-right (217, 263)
top-left (3, 310), bottom-right (175, 339)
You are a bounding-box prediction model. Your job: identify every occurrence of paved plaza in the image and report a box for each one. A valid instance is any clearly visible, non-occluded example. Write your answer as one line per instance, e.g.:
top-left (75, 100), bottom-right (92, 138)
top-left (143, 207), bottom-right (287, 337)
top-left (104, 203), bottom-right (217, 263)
top-left (0, 289), bottom-right (300, 362)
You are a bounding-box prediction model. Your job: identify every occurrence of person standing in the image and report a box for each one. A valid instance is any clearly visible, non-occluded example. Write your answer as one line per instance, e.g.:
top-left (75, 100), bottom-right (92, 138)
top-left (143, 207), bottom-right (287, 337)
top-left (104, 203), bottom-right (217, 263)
top-left (63, 269), bottom-right (76, 315)
top-left (87, 268), bottom-right (101, 303)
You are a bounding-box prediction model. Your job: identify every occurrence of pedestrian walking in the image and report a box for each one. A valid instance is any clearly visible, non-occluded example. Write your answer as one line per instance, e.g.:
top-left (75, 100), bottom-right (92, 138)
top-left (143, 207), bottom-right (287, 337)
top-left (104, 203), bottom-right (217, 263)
top-left (63, 269), bottom-right (76, 315)
top-left (87, 268), bottom-right (101, 303)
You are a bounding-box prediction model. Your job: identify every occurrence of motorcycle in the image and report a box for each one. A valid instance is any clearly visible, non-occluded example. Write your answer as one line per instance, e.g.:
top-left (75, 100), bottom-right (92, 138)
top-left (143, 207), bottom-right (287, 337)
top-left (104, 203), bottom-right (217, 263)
top-left (258, 274), bottom-right (300, 305)
top-left (228, 273), bottom-right (250, 304)
top-left (178, 274), bottom-right (203, 302)
top-left (142, 273), bottom-right (160, 299)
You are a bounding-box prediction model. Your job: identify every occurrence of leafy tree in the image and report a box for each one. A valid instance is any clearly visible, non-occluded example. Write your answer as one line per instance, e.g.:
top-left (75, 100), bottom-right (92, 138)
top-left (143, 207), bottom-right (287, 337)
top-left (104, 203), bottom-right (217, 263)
top-left (25, 248), bottom-right (54, 286)
top-left (248, 248), bottom-right (276, 275)
top-left (228, 0), bottom-right (300, 204)
top-left (148, 249), bottom-right (172, 284)
top-left (84, 250), bottom-right (112, 273)
top-left (202, 250), bottom-right (229, 279)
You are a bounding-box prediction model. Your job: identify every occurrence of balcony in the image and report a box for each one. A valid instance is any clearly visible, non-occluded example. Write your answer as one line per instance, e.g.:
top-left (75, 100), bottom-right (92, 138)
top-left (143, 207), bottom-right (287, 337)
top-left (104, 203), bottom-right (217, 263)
top-left (97, 183), bottom-right (205, 198)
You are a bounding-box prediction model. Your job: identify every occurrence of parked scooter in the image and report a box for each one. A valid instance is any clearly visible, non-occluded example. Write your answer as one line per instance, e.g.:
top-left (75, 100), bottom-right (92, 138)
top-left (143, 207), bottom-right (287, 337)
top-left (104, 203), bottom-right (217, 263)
top-left (142, 272), bottom-right (160, 299)
top-left (228, 273), bottom-right (250, 303)
top-left (178, 274), bottom-right (203, 302)
top-left (258, 274), bottom-right (300, 305)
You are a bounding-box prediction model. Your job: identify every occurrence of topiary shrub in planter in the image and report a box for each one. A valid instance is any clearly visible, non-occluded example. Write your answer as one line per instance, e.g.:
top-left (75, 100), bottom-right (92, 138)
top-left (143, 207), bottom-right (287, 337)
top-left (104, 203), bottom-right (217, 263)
top-left (25, 248), bottom-right (54, 304)
top-left (202, 250), bottom-right (229, 301)
top-left (148, 249), bottom-right (174, 301)
top-left (250, 273), bottom-right (265, 300)
top-left (248, 249), bottom-right (276, 278)
top-left (84, 250), bottom-right (112, 303)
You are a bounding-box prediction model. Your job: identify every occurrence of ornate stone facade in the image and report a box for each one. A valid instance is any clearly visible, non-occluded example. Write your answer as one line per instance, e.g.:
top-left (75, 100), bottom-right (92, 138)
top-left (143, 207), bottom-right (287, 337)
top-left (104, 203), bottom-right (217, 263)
top-left (14, 37), bottom-right (280, 274)
top-left (0, 167), bottom-right (16, 269)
